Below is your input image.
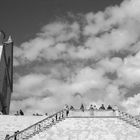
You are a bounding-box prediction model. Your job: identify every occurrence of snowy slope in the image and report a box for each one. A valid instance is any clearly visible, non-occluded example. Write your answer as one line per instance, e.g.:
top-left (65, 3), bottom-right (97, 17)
top-left (0, 115), bottom-right (46, 140)
top-left (0, 110), bottom-right (140, 140)
top-left (30, 117), bottom-right (140, 140)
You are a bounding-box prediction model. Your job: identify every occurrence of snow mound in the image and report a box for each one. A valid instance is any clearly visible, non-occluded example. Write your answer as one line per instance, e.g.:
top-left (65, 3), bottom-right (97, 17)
top-left (30, 118), bottom-right (140, 140)
top-left (0, 115), bottom-right (46, 140)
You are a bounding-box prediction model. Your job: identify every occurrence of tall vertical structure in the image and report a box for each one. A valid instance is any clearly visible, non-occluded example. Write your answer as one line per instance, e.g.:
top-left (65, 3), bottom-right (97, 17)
top-left (0, 31), bottom-right (13, 114)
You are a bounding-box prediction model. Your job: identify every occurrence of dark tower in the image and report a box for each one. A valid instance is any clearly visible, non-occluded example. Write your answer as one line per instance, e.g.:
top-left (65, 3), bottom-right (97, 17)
top-left (0, 31), bottom-right (13, 114)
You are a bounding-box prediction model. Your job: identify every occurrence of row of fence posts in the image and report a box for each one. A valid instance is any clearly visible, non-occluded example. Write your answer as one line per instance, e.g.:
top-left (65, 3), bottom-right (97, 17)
top-left (6, 110), bottom-right (67, 140)
top-left (6, 109), bottom-right (140, 140)
top-left (118, 110), bottom-right (140, 128)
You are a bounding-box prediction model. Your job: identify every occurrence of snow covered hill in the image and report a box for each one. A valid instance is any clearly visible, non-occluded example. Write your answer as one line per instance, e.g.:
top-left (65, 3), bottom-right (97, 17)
top-left (0, 115), bottom-right (46, 140)
top-left (30, 117), bottom-right (140, 140)
top-left (0, 110), bottom-right (140, 140)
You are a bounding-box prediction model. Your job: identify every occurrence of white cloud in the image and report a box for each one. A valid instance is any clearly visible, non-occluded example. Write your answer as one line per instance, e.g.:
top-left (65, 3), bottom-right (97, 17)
top-left (14, 0), bottom-right (140, 63)
top-left (97, 57), bottom-right (122, 73)
top-left (122, 93), bottom-right (140, 115)
top-left (12, 0), bottom-right (140, 115)
top-left (40, 22), bottom-right (80, 42)
top-left (11, 67), bottom-right (110, 114)
top-left (117, 51), bottom-right (140, 86)
top-left (71, 67), bottom-right (107, 92)
top-left (105, 84), bottom-right (123, 105)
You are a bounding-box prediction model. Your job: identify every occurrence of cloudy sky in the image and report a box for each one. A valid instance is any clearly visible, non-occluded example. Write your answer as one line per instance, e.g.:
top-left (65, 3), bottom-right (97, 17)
top-left (2, 0), bottom-right (140, 115)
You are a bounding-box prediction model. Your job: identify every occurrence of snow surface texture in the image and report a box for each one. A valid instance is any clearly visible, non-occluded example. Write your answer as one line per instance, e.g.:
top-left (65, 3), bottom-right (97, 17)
top-left (0, 115), bottom-right (46, 140)
top-left (30, 118), bottom-right (140, 140)
top-left (0, 115), bottom-right (140, 140)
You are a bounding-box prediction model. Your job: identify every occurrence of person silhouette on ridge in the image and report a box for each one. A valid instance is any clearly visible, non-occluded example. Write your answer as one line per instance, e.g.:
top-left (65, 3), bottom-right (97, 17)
top-left (80, 104), bottom-right (84, 112)
top-left (19, 109), bottom-right (24, 115)
top-left (65, 104), bottom-right (69, 117)
top-left (89, 104), bottom-right (94, 110)
top-left (99, 104), bottom-right (105, 110)
top-left (107, 105), bottom-right (112, 110)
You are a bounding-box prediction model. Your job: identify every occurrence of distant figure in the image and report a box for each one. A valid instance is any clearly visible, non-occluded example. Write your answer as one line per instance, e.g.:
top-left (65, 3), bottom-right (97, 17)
top-left (5, 134), bottom-right (9, 140)
top-left (19, 109), bottom-right (24, 115)
top-left (45, 113), bottom-right (48, 116)
top-left (38, 124), bottom-right (41, 130)
top-left (70, 106), bottom-right (75, 110)
top-left (65, 104), bottom-right (69, 109)
top-left (15, 111), bottom-right (19, 116)
top-left (61, 111), bottom-right (64, 118)
top-left (99, 104), bottom-right (105, 110)
top-left (52, 118), bottom-right (54, 123)
top-left (65, 105), bottom-right (69, 117)
top-left (89, 104), bottom-right (94, 110)
top-left (36, 113), bottom-right (39, 116)
top-left (89, 104), bottom-right (94, 116)
top-left (55, 114), bottom-right (57, 121)
top-left (113, 105), bottom-right (119, 116)
top-left (107, 105), bottom-right (112, 110)
top-left (93, 105), bottom-right (97, 110)
top-left (14, 131), bottom-right (18, 140)
top-left (80, 104), bottom-right (84, 112)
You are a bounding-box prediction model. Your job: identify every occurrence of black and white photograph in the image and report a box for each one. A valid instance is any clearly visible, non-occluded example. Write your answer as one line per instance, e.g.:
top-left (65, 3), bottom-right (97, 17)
top-left (0, 0), bottom-right (140, 139)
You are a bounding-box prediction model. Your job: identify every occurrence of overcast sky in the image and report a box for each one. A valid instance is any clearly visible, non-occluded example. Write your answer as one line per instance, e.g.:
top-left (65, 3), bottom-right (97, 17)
top-left (3, 0), bottom-right (140, 115)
